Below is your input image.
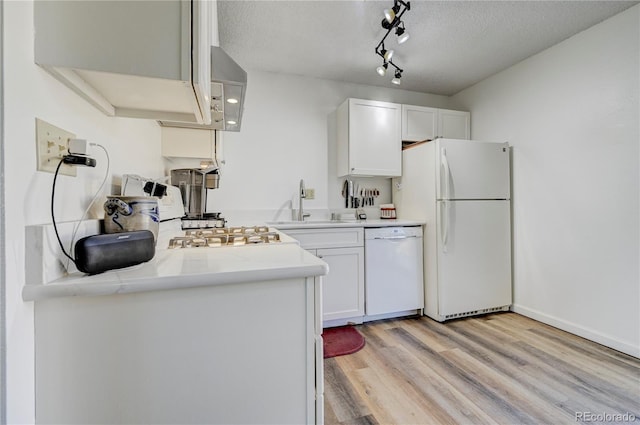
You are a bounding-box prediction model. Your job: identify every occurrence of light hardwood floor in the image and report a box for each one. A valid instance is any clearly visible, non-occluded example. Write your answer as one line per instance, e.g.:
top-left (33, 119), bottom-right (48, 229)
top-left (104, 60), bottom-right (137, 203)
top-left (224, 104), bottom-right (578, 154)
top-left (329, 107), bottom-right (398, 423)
top-left (324, 312), bottom-right (640, 425)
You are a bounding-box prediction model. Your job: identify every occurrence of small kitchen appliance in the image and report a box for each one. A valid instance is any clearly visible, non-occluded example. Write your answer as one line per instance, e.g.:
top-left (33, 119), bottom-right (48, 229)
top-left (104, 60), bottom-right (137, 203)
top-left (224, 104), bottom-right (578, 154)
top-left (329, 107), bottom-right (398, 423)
top-left (170, 167), bottom-right (225, 229)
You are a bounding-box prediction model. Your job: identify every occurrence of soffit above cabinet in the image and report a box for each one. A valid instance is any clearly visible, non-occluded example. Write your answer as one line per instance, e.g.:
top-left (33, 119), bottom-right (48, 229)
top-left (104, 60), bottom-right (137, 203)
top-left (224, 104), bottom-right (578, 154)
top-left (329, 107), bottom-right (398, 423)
top-left (34, 0), bottom-right (211, 125)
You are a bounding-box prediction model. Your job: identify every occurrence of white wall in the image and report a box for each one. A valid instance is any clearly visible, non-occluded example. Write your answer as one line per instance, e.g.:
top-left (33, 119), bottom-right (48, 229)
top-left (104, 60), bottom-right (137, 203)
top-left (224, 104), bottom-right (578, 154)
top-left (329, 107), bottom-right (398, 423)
top-left (453, 5), bottom-right (640, 356)
top-left (3, 2), bottom-right (165, 422)
top-left (208, 70), bottom-right (456, 224)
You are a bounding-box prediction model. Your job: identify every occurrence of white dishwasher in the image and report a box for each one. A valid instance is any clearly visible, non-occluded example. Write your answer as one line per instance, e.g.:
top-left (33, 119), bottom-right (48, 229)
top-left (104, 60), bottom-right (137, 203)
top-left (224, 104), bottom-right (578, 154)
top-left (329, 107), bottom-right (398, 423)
top-left (364, 226), bottom-right (424, 318)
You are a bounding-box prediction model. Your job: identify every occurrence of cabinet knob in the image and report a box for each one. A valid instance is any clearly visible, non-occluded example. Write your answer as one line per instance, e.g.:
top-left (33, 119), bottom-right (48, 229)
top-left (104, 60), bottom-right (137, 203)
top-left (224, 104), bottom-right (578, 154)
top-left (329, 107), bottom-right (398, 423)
top-left (317, 255), bottom-right (323, 259)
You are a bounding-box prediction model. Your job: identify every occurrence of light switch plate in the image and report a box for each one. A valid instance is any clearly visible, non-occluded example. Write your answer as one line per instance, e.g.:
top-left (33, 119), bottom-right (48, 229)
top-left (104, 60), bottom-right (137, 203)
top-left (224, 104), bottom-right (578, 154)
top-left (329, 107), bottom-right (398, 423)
top-left (305, 188), bottom-right (315, 200)
top-left (36, 118), bottom-right (76, 176)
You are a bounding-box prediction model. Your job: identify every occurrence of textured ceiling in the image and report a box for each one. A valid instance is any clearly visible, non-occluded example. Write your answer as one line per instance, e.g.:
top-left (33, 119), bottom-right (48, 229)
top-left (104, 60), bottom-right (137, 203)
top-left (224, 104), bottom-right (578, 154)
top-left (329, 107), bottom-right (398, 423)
top-left (217, 0), bottom-right (638, 95)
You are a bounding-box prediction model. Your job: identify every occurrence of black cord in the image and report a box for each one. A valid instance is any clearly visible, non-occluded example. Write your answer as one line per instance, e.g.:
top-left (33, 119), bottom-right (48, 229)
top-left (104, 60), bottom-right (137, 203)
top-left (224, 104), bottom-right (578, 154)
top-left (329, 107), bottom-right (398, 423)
top-left (51, 158), bottom-right (76, 264)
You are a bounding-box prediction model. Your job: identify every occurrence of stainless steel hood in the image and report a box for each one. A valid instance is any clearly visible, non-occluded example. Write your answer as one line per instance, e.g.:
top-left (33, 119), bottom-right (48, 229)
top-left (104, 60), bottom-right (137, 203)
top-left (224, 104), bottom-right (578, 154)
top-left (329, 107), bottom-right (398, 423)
top-left (159, 46), bottom-right (247, 131)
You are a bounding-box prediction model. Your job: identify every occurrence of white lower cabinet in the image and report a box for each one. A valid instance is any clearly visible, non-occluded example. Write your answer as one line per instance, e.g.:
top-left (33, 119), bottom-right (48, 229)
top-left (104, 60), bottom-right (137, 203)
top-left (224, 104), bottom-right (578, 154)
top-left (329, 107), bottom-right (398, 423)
top-left (284, 228), bottom-right (365, 327)
top-left (34, 278), bottom-right (322, 424)
top-left (315, 247), bottom-right (365, 322)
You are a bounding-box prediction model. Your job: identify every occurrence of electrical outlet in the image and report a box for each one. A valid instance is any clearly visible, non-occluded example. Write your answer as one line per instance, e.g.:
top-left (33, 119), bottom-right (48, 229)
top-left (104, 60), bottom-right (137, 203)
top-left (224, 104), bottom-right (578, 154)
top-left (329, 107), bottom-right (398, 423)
top-left (36, 118), bottom-right (77, 176)
top-left (306, 188), bottom-right (315, 200)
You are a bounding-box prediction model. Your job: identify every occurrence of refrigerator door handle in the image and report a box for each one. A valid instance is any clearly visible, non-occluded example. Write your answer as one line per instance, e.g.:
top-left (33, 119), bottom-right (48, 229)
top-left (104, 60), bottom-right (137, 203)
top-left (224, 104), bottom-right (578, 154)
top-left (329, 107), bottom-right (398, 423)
top-left (441, 148), bottom-right (451, 200)
top-left (440, 200), bottom-right (449, 253)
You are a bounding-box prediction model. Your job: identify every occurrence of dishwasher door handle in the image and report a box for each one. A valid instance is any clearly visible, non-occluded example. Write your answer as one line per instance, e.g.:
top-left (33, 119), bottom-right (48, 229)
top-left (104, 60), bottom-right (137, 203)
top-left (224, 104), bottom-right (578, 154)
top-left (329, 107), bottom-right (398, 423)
top-left (372, 235), bottom-right (419, 240)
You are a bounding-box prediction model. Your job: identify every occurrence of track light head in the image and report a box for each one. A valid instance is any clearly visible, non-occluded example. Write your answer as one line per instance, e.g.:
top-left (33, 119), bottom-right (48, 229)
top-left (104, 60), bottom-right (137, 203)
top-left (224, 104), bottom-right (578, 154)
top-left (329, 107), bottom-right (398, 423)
top-left (383, 8), bottom-right (395, 24)
top-left (391, 70), bottom-right (402, 85)
top-left (376, 62), bottom-right (389, 76)
top-left (396, 23), bottom-right (410, 44)
top-left (382, 48), bottom-right (394, 62)
top-left (383, 2), bottom-right (400, 24)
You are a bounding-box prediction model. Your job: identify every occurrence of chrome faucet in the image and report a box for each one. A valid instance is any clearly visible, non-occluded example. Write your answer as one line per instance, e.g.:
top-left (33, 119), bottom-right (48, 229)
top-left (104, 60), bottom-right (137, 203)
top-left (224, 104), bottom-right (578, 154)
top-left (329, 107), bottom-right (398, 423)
top-left (297, 179), bottom-right (311, 221)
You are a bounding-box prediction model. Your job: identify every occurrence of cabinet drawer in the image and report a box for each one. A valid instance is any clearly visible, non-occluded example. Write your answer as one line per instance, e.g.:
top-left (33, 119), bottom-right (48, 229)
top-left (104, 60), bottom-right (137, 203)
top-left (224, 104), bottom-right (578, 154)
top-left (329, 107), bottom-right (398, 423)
top-left (283, 228), bottom-right (363, 249)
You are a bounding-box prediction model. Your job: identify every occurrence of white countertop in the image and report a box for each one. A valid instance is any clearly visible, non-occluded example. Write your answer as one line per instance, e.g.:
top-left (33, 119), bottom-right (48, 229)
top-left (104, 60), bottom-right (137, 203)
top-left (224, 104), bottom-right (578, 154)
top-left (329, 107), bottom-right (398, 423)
top-left (266, 218), bottom-right (424, 230)
top-left (23, 217), bottom-right (424, 302)
top-left (22, 221), bottom-right (328, 302)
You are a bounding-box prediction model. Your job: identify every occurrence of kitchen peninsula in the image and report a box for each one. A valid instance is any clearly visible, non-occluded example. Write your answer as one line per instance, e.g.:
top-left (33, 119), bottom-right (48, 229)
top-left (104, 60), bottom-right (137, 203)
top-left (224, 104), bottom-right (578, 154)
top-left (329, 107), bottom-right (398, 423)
top-left (23, 223), bottom-right (327, 425)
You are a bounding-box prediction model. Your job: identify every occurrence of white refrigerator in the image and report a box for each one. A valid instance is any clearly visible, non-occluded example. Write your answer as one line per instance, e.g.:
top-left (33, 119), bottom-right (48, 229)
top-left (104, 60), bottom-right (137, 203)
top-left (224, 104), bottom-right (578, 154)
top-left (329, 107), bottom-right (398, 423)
top-left (392, 138), bottom-right (512, 321)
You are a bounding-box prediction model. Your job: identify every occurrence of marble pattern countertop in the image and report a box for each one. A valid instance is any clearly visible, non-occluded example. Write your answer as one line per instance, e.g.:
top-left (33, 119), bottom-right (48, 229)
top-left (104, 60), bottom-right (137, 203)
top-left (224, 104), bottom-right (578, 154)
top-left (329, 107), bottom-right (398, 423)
top-left (22, 221), bottom-right (328, 302)
top-left (23, 218), bottom-right (425, 302)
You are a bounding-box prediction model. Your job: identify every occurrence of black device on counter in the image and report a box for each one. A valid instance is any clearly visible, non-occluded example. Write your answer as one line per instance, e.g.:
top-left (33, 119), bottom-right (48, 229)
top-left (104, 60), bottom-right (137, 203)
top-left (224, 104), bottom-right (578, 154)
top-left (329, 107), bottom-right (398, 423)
top-left (74, 230), bottom-right (155, 275)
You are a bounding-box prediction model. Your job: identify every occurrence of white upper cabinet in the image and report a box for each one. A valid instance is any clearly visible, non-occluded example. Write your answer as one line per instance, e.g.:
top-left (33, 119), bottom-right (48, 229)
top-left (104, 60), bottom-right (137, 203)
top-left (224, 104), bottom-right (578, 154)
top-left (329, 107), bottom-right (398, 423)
top-left (34, 0), bottom-right (211, 125)
top-left (401, 105), bottom-right (438, 141)
top-left (161, 127), bottom-right (217, 160)
top-left (401, 105), bottom-right (470, 142)
top-left (337, 98), bottom-right (402, 177)
top-left (438, 108), bottom-right (471, 140)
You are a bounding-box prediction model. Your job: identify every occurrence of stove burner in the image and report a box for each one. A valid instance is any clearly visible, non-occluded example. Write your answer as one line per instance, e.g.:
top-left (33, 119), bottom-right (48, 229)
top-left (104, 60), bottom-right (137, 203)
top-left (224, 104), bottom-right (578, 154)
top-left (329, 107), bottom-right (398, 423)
top-left (180, 213), bottom-right (227, 230)
top-left (168, 226), bottom-right (281, 249)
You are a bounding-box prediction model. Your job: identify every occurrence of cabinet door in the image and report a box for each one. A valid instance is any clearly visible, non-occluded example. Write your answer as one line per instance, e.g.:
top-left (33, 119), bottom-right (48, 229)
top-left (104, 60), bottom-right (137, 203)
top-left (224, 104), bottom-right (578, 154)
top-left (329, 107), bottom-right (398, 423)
top-left (344, 99), bottom-right (401, 177)
top-left (437, 109), bottom-right (470, 139)
top-left (191, 0), bottom-right (212, 125)
top-left (316, 247), bottom-right (365, 321)
top-left (161, 127), bottom-right (215, 159)
top-left (402, 105), bottom-right (438, 142)
top-left (34, 0), bottom-right (211, 125)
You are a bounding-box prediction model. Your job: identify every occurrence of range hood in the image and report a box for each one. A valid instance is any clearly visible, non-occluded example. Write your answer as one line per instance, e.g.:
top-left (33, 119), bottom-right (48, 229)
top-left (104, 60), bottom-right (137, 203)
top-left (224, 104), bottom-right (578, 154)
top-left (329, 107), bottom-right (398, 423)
top-left (159, 46), bottom-right (247, 131)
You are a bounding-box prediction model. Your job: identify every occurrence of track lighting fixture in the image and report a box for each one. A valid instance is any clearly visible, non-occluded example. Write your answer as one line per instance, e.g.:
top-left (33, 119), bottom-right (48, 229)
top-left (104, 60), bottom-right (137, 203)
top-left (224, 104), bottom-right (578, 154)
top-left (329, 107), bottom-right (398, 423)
top-left (374, 0), bottom-right (410, 85)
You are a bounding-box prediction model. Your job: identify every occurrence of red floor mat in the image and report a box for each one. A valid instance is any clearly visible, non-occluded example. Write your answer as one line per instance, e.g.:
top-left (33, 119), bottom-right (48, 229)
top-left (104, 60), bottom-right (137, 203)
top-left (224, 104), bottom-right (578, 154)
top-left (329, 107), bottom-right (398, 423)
top-left (322, 326), bottom-right (365, 358)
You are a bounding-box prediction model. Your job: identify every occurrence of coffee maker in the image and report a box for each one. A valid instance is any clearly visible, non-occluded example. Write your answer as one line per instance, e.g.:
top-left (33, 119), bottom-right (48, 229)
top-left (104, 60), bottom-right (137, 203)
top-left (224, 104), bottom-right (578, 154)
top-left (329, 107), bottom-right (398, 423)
top-left (170, 166), bottom-right (226, 229)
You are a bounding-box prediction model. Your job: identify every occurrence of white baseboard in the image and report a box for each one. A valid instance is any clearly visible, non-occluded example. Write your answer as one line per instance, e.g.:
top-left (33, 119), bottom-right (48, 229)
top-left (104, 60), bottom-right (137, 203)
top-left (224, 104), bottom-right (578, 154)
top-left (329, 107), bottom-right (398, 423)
top-left (512, 304), bottom-right (640, 359)
top-left (364, 309), bottom-right (421, 323)
top-left (323, 316), bottom-right (364, 329)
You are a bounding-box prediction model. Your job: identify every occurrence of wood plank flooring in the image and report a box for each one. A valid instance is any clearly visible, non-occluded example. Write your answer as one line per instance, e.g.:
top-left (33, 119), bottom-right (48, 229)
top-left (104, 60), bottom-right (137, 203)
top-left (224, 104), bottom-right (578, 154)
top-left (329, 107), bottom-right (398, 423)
top-left (324, 313), bottom-right (640, 425)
